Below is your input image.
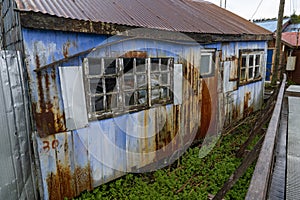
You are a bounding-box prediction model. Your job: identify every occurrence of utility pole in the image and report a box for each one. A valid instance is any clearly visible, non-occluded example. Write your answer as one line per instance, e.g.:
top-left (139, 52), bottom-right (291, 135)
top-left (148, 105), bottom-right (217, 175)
top-left (220, 0), bottom-right (222, 8)
top-left (272, 0), bottom-right (285, 85)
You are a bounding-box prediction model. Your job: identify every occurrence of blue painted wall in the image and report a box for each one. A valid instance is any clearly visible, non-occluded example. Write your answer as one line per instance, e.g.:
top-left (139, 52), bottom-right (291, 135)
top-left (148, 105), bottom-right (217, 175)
top-left (22, 27), bottom-right (268, 199)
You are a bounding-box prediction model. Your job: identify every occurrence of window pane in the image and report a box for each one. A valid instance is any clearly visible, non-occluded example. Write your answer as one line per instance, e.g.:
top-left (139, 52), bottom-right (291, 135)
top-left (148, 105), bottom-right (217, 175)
top-left (104, 58), bottom-right (117, 75)
top-left (161, 87), bottom-right (170, 99)
top-left (106, 94), bottom-right (118, 110)
top-left (105, 77), bottom-right (117, 93)
top-left (242, 56), bottom-right (247, 67)
top-left (255, 66), bottom-right (260, 78)
top-left (255, 55), bottom-right (260, 65)
top-left (125, 91), bottom-right (135, 106)
top-left (92, 96), bottom-right (104, 112)
top-left (90, 78), bottom-right (103, 94)
top-left (151, 87), bottom-right (161, 101)
top-left (161, 73), bottom-right (169, 85)
top-left (151, 58), bottom-right (159, 72)
top-left (150, 74), bottom-right (160, 88)
top-left (124, 75), bottom-right (134, 90)
top-left (88, 58), bottom-right (102, 75)
top-left (136, 58), bottom-right (146, 73)
top-left (241, 68), bottom-right (246, 80)
top-left (248, 67), bottom-right (253, 79)
top-left (137, 90), bottom-right (147, 104)
top-left (200, 55), bottom-right (211, 74)
top-left (123, 58), bottom-right (134, 74)
top-left (137, 74), bottom-right (146, 86)
top-left (249, 55), bottom-right (254, 66)
top-left (161, 58), bottom-right (169, 71)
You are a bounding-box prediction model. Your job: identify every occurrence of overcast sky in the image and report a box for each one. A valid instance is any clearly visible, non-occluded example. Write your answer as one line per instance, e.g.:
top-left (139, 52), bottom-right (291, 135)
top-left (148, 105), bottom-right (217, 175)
top-left (206, 0), bottom-right (299, 20)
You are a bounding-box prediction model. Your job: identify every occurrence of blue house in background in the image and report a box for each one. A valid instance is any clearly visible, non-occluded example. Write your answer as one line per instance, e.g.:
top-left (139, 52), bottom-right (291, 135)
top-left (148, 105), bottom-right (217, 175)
top-left (255, 18), bottom-right (291, 81)
top-left (0, 0), bottom-right (272, 199)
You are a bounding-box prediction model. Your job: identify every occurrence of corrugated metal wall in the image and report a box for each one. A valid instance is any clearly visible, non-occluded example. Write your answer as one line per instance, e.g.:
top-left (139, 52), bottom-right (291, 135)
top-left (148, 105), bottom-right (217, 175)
top-left (0, 50), bottom-right (37, 200)
top-left (21, 28), bottom-right (267, 200)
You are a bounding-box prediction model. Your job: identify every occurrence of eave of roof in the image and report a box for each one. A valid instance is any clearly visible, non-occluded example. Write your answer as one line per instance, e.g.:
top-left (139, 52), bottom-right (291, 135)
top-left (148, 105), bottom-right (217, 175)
top-left (15, 0), bottom-right (271, 38)
top-left (282, 32), bottom-right (300, 48)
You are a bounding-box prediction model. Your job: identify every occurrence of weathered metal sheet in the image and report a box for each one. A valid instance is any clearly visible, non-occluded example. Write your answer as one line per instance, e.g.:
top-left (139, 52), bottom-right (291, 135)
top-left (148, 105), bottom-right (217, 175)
top-left (58, 66), bottom-right (88, 130)
top-left (23, 29), bottom-right (107, 137)
top-left (174, 64), bottom-right (183, 105)
top-left (15, 0), bottom-right (271, 35)
top-left (0, 51), bottom-right (36, 200)
top-left (23, 27), bottom-right (268, 199)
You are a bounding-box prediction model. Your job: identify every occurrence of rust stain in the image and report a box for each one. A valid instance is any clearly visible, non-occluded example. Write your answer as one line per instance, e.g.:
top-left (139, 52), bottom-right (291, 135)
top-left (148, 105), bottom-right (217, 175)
top-left (243, 92), bottom-right (253, 117)
top-left (232, 104), bottom-right (240, 121)
top-left (34, 54), bottom-right (66, 137)
top-left (122, 51), bottom-right (147, 58)
top-left (199, 80), bottom-right (211, 138)
top-left (36, 55), bottom-right (45, 111)
top-left (63, 41), bottom-right (71, 58)
top-left (46, 163), bottom-right (93, 200)
top-left (75, 165), bottom-right (93, 194)
top-left (46, 172), bottom-right (61, 200)
top-left (151, 106), bottom-right (178, 161)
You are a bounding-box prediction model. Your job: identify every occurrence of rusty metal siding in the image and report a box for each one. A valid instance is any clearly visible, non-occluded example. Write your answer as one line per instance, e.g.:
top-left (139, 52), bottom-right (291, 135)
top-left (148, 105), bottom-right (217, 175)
top-left (22, 27), bottom-right (267, 199)
top-left (0, 51), bottom-right (37, 200)
top-left (222, 41), bottom-right (267, 125)
top-left (203, 41), bottom-right (267, 125)
top-left (23, 29), bottom-right (203, 199)
top-left (23, 28), bottom-right (108, 136)
top-left (15, 0), bottom-right (271, 35)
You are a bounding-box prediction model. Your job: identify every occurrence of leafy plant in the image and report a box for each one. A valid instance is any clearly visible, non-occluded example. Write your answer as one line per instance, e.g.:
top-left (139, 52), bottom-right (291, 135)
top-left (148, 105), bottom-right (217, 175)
top-left (74, 123), bottom-right (257, 200)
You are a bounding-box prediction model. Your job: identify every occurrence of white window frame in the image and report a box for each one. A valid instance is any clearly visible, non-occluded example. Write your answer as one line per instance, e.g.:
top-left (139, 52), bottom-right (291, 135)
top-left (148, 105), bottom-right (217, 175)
top-left (239, 51), bottom-right (263, 84)
top-left (200, 49), bottom-right (215, 77)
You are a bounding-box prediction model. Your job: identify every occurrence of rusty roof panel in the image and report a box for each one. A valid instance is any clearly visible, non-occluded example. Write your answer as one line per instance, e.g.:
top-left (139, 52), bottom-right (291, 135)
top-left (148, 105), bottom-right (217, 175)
top-left (15, 0), bottom-right (271, 35)
top-left (282, 32), bottom-right (300, 47)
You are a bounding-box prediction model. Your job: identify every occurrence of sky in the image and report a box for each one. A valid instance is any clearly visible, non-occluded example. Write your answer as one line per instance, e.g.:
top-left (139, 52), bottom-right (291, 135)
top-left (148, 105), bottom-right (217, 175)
top-left (205, 0), bottom-right (300, 20)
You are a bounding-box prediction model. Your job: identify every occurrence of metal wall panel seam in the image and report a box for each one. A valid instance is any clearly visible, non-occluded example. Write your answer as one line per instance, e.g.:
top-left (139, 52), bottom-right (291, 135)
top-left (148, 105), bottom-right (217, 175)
top-left (0, 52), bottom-right (18, 200)
top-left (2, 50), bottom-right (22, 199)
top-left (16, 51), bottom-right (37, 200)
top-left (7, 50), bottom-right (30, 199)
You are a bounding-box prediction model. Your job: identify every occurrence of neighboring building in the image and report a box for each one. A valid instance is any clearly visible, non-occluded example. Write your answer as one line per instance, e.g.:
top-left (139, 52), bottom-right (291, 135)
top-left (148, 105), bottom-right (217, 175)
top-left (255, 18), bottom-right (290, 32)
top-left (0, 0), bottom-right (271, 199)
top-left (255, 18), bottom-right (291, 81)
top-left (256, 18), bottom-right (300, 83)
top-left (282, 32), bottom-right (300, 83)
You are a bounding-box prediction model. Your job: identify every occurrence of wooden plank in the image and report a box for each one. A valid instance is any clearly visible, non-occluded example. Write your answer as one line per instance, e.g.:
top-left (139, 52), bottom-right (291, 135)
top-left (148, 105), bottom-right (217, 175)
top-left (245, 74), bottom-right (286, 200)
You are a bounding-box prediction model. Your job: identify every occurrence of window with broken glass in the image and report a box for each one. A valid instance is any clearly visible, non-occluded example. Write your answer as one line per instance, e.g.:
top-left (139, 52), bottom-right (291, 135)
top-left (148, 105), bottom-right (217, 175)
top-left (239, 51), bottom-right (263, 84)
top-left (83, 57), bottom-right (173, 120)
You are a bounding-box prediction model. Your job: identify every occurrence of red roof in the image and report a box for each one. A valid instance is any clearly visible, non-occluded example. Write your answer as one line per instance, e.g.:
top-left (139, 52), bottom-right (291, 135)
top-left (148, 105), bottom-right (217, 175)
top-left (282, 32), bottom-right (300, 48)
top-left (15, 0), bottom-right (271, 36)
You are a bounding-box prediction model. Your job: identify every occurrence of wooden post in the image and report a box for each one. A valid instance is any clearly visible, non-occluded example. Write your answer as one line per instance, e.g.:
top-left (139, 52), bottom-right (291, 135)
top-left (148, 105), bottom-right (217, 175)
top-left (271, 0), bottom-right (285, 85)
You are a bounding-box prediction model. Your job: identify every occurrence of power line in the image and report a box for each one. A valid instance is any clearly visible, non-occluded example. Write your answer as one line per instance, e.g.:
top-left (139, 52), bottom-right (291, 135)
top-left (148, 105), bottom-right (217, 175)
top-left (250, 0), bottom-right (265, 20)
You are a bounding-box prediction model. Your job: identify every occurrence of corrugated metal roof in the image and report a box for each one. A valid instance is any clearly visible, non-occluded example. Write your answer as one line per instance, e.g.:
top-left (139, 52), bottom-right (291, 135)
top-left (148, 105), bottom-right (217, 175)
top-left (282, 32), bottom-right (300, 47)
top-left (15, 0), bottom-right (271, 35)
top-left (255, 18), bottom-right (290, 32)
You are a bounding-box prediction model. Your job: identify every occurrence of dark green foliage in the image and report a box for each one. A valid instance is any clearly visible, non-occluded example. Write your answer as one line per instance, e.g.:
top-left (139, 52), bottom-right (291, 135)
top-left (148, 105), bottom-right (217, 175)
top-left (291, 13), bottom-right (300, 24)
top-left (74, 124), bottom-right (257, 200)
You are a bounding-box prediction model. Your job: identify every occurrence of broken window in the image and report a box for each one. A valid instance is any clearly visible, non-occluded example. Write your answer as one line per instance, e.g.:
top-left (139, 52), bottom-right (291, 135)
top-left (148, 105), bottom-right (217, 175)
top-left (239, 51), bottom-right (263, 84)
top-left (84, 57), bottom-right (173, 120)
